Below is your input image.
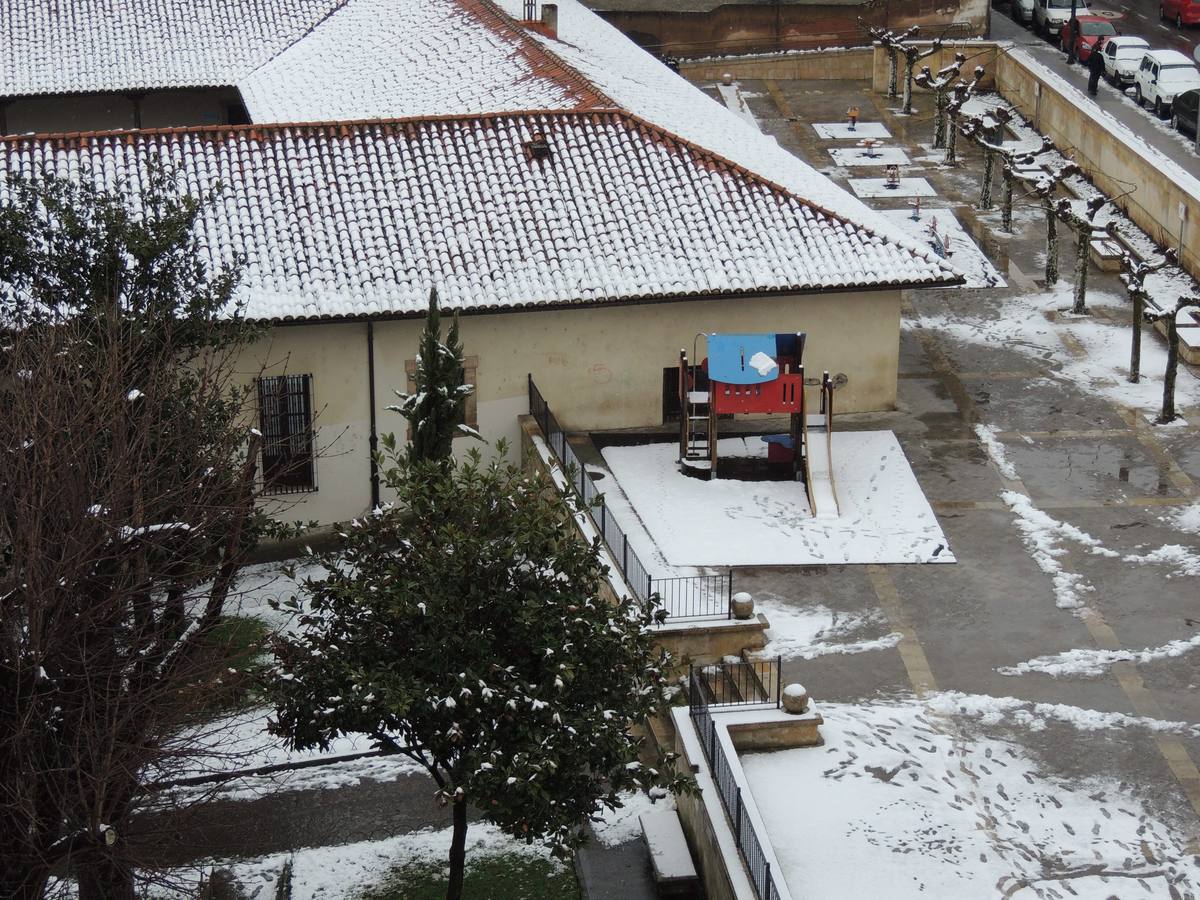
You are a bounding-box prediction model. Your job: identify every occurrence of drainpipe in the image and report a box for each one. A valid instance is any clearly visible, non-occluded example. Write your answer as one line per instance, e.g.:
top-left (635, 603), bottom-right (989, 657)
top-left (367, 320), bottom-right (380, 510)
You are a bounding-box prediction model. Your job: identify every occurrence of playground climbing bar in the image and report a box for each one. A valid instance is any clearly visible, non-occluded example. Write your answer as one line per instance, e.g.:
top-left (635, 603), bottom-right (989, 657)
top-left (528, 375), bottom-right (733, 620)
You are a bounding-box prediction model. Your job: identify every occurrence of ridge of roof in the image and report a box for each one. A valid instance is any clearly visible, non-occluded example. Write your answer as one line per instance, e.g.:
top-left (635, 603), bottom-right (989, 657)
top-left (458, 0), bottom-right (617, 108)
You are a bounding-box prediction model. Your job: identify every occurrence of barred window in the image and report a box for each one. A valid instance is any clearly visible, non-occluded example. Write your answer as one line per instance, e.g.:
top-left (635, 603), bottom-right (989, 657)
top-left (257, 374), bottom-right (316, 493)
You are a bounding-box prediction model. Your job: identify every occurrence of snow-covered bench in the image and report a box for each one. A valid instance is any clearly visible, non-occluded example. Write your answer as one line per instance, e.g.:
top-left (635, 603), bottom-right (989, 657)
top-left (640, 809), bottom-right (700, 897)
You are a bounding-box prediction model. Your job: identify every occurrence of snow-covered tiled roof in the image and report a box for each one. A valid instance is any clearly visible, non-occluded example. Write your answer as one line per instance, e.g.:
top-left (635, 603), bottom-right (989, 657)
top-left (493, 0), bottom-right (935, 255)
top-left (0, 113), bottom-right (959, 321)
top-left (237, 0), bottom-right (608, 122)
top-left (0, 0), bottom-right (349, 95)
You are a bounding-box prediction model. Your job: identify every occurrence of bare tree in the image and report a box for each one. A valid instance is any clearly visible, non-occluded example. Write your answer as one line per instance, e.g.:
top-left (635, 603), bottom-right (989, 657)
top-left (943, 67), bottom-right (986, 166)
top-left (1144, 297), bottom-right (1200, 423)
top-left (1113, 240), bottom-right (1176, 383)
top-left (1055, 195), bottom-right (1109, 314)
top-left (991, 136), bottom-right (1055, 233)
top-left (1031, 162), bottom-right (1080, 286)
top-left (864, 22), bottom-right (919, 98)
top-left (915, 52), bottom-right (966, 149)
top-left (0, 171), bottom-right (271, 898)
top-left (900, 39), bottom-right (943, 115)
top-left (961, 107), bottom-right (1013, 210)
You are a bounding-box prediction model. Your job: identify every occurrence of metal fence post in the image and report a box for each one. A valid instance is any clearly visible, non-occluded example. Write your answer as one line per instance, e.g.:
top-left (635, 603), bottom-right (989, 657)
top-left (622, 534), bottom-right (628, 574)
top-left (727, 570), bottom-right (734, 620)
top-left (776, 655), bottom-right (783, 708)
top-left (764, 862), bottom-right (771, 899)
top-left (735, 786), bottom-right (743, 841)
top-left (599, 497), bottom-right (606, 537)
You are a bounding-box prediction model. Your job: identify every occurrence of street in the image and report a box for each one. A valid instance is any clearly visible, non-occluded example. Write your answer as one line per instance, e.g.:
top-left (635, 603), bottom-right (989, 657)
top-left (991, 1), bottom-right (1200, 177)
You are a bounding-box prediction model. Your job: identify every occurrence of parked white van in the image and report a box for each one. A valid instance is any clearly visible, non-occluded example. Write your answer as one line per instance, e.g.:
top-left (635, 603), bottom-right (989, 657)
top-left (1100, 35), bottom-right (1150, 86)
top-left (1134, 48), bottom-right (1200, 117)
top-left (1032, 0), bottom-right (1091, 37)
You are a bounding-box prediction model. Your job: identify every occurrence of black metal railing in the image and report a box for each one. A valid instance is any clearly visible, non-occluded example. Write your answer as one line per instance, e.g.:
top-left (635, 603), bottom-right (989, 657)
top-left (689, 662), bottom-right (784, 900)
top-left (528, 375), bottom-right (731, 620)
top-left (689, 658), bottom-right (782, 709)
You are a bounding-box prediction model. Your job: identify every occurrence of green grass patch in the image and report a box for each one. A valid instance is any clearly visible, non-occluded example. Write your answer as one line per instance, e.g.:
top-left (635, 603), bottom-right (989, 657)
top-left (190, 615), bottom-right (272, 715)
top-left (361, 853), bottom-right (581, 900)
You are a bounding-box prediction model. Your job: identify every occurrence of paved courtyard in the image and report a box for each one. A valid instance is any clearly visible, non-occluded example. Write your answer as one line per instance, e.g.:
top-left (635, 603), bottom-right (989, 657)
top-left (140, 76), bottom-right (1200, 899)
top-left (657, 74), bottom-right (1200, 889)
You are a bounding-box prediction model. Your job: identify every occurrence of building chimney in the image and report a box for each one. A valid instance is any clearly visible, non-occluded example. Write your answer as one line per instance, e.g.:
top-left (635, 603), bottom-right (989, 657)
top-left (540, 3), bottom-right (558, 37)
top-left (525, 131), bottom-right (551, 161)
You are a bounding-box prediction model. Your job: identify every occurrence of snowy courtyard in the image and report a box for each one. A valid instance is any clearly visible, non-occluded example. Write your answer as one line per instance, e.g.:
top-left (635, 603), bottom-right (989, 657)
top-left (599, 432), bottom-right (953, 567)
top-left (744, 698), bottom-right (1200, 899)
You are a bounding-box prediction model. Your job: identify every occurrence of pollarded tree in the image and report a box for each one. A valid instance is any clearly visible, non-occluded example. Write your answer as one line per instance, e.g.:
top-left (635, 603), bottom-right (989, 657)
top-left (900, 38), bottom-right (943, 115)
top-left (915, 52), bottom-right (966, 149)
top-left (0, 170), bottom-right (266, 899)
top-left (268, 445), bottom-right (685, 900)
top-left (390, 287), bottom-right (475, 464)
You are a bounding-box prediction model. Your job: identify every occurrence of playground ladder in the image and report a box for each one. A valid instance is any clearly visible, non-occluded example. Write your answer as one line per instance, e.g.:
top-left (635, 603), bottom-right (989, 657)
top-left (678, 348), bottom-right (712, 465)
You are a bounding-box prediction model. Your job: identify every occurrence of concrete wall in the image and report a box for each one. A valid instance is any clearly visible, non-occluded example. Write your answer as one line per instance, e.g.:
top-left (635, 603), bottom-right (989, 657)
top-left (682, 47), bottom-right (874, 82)
top-left (241, 289), bottom-right (903, 524)
top-left (868, 41), bottom-right (1200, 282)
top-left (2, 88), bottom-right (247, 135)
top-left (595, 0), bottom-right (988, 59)
top-left (992, 48), bottom-right (1200, 275)
top-left (870, 41), bottom-right (1001, 94)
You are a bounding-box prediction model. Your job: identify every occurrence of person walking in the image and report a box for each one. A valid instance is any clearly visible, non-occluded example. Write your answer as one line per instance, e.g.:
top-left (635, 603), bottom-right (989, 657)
top-left (1088, 42), bottom-right (1105, 96)
top-left (1066, 0), bottom-right (1080, 64)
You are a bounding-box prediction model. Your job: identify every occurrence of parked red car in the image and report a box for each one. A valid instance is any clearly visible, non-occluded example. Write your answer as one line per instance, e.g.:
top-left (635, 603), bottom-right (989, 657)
top-left (1161, 0), bottom-right (1200, 28)
top-left (1060, 15), bottom-right (1117, 60)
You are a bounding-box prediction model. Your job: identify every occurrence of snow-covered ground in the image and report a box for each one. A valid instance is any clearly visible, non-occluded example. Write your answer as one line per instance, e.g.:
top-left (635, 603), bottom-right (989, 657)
top-left (915, 283), bottom-right (1200, 411)
top-left (200, 821), bottom-right (567, 899)
top-left (827, 146), bottom-right (911, 166)
top-left (148, 707), bottom-right (425, 806)
top-left (813, 122), bottom-right (890, 139)
top-left (881, 208), bottom-right (1006, 288)
top-left (847, 176), bottom-right (936, 198)
top-left (600, 432), bottom-right (952, 567)
top-left (751, 592), bottom-right (901, 661)
top-left (998, 633), bottom-right (1200, 678)
top-left (745, 697), bottom-right (1200, 899)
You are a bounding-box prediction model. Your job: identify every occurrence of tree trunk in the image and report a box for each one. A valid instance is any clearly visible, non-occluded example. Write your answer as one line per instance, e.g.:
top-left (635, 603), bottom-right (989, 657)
top-left (945, 119), bottom-right (958, 165)
top-left (77, 853), bottom-right (136, 900)
top-left (1130, 292), bottom-right (1143, 383)
top-left (1044, 202), bottom-right (1059, 286)
top-left (888, 51), bottom-right (899, 97)
top-left (446, 798), bottom-right (469, 900)
top-left (1160, 317), bottom-right (1180, 424)
top-left (1072, 225), bottom-right (1090, 314)
top-left (903, 62), bottom-right (915, 114)
top-left (1002, 168), bottom-right (1014, 232)
top-left (933, 92), bottom-right (948, 148)
top-left (980, 151), bottom-right (994, 210)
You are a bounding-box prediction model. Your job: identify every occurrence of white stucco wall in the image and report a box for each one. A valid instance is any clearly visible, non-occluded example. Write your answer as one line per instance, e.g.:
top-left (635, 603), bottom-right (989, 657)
top-left (239, 289), bottom-right (903, 525)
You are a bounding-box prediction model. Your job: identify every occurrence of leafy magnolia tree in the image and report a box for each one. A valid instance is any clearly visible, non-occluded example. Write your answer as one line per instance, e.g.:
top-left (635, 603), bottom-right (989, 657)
top-left (391, 287), bottom-right (475, 463)
top-left (269, 445), bottom-right (682, 900)
top-left (0, 170), bottom-right (265, 899)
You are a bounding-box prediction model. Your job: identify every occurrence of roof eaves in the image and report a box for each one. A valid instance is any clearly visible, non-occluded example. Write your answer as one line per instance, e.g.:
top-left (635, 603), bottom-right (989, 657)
top-left (257, 276), bottom-right (962, 325)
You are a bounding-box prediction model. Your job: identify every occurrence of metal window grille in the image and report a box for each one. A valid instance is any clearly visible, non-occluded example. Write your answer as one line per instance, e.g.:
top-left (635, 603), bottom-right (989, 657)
top-left (258, 374), bottom-right (316, 494)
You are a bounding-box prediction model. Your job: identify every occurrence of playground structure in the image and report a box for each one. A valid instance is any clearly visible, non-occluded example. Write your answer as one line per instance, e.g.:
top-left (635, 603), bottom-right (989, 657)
top-left (678, 332), bottom-right (840, 518)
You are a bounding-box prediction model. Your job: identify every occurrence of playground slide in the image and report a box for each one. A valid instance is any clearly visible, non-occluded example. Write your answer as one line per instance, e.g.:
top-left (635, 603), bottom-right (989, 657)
top-left (805, 415), bottom-right (840, 520)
